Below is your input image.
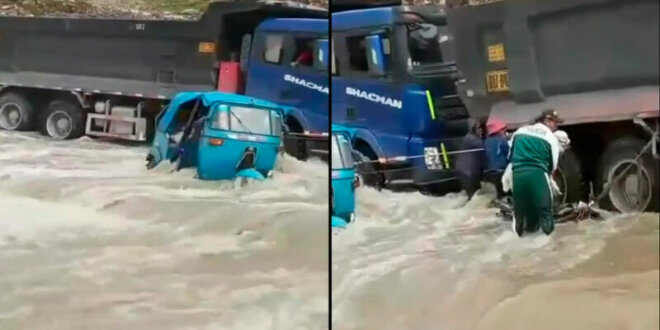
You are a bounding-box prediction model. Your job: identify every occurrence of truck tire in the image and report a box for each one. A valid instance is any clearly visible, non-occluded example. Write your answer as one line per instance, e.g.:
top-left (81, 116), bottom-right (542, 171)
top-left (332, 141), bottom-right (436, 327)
top-left (283, 118), bottom-right (308, 161)
top-left (354, 149), bottom-right (383, 189)
top-left (597, 136), bottom-right (659, 212)
top-left (39, 99), bottom-right (86, 140)
top-left (0, 91), bottom-right (35, 131)
top-left (554, 149), bottom-right (582, 206)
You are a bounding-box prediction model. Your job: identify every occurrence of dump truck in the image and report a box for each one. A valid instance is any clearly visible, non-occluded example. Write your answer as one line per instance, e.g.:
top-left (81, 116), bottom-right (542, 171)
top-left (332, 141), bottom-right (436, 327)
top-left (448, 0), bottom-right (659, 212)
top-left (331, 0), bottom-right (658, 212)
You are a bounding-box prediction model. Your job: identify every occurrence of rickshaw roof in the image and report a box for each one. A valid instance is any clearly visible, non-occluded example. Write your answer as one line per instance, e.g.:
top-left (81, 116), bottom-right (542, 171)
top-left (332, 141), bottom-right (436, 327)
top-left (331, 124), bottom-right (357, 140)
top-left (187, 91), bottom-right (280, 109)
top-left (159, 91), bottom-right (281, 131)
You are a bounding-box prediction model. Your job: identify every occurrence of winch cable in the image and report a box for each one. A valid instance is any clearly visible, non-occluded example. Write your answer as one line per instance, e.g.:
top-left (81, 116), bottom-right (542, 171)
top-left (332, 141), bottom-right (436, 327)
top-left (355, 147), bottom-right (485, 165)
top-left (347, 148), bottom-right (486, 187)
top-left (285, 132), bottom-right (329, 141)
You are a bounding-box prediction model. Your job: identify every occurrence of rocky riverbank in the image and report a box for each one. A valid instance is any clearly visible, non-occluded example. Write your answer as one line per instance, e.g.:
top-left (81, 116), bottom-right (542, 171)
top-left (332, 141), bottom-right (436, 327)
top-left (0, 0), bottom-right (328, 19)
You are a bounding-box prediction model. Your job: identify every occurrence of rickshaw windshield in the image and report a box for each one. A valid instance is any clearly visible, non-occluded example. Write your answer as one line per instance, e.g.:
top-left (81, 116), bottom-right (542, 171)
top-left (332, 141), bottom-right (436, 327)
top-left (229, 106), bottom-right (271, 135)
top-left (211, 104), bottom-right (280, 136)
top-left (331, 134), bottom-right (354, 170)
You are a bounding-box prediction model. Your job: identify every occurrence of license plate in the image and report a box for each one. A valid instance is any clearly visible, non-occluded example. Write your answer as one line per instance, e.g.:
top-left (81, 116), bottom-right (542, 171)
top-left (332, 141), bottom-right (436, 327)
top-left (486, 70), bottom-right (509, 93)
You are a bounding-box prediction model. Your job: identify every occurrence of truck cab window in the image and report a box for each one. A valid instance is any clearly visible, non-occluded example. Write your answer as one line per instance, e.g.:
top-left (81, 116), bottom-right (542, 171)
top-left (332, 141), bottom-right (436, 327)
top-left (264, 34), bottom-right (284, 64)
top-left (346, 36), bottom-right (369, 72)
top-left (406, 22), bottom-right (450, 66)
top-left (292, 38), bottom-right (315, 68)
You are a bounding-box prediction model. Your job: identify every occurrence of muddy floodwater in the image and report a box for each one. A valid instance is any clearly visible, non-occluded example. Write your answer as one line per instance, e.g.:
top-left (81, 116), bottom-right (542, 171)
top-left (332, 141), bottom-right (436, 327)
top-left (0, 131), bottom-right (328, 330)
top-left (333, 186), bottom-right (659, 330)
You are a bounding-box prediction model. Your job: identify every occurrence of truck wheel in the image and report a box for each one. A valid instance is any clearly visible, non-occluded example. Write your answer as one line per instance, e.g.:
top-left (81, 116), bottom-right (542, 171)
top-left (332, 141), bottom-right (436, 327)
top-left (283, 118), bottom-right (308, 161)
top-left (40, 99), bottom-right (86, 140)
top-left (0, 91), bottom-right (35, 131)
top-left (354, 149), bottom-right (383, 189)
top-left (554, 149), bottom-right (582, 206)
top-left (597, 136), bottom-right (658, 212)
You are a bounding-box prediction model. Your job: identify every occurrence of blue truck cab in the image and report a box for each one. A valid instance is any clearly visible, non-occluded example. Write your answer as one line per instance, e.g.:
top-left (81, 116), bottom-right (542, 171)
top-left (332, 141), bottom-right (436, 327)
top-left (331, 4), bottom-right (472, 191)
top-left (242, 17), bottom-right (330, 160)
top-left (331, 124), bottom-right (360, 227)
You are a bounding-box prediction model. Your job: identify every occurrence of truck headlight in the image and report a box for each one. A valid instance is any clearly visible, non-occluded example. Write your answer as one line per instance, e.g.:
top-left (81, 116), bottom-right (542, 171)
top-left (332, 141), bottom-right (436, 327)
top-left (424, 147), bottom-right (442, 170)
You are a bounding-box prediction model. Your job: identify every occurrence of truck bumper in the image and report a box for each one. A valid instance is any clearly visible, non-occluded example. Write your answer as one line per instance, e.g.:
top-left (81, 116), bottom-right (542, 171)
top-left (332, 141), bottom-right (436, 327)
top-left (384, 135), bottom-right (465, 188)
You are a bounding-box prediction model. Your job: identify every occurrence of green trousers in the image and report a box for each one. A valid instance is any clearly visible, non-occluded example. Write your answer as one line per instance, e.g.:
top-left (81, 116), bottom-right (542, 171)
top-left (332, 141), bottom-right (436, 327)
top-left (512, 167), bottom-right (554, 236)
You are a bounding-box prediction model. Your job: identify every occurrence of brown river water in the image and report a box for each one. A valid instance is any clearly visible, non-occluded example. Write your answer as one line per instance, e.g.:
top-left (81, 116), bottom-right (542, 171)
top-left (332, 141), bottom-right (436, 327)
top-left (332, 186), bottom-right (659, 330)
top-left (1, 130), bottom-right (657, 330)
top-left (0, 131), bottom-right (329, 330)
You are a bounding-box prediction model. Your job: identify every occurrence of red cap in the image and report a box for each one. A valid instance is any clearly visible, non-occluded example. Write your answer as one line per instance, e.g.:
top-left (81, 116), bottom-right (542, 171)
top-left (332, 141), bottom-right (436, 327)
top-left (486, 118), bottom-right (507, 136)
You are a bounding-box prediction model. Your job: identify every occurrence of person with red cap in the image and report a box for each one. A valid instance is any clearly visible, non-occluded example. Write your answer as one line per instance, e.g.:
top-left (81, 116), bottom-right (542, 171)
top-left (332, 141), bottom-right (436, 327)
top-left (483, 118), bottom-right (510, 200)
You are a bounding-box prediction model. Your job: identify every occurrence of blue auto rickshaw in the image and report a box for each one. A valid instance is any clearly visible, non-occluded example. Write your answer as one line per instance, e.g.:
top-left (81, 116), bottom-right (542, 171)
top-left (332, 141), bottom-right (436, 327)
top-left (146, 92), bottom-right (284, 181)
top-left (331, 124), bottom-right (359, 228)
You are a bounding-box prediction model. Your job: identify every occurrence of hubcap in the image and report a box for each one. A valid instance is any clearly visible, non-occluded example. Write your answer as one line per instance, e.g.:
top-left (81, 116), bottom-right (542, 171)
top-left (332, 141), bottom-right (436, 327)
top-left (0, 103), bottom-right (22, 130)
top-left (608, 160), bottom-right (652, 212)
top-left (46, 111), bottom-right (73, 139)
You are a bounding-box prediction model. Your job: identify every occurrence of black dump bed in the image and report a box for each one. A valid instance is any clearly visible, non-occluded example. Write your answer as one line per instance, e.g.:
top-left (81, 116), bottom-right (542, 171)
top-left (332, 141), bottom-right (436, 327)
top-left (0, 1), bottom-right (326, 99)
top-left (330, 0), bottom-right (402, 12)
top-left (447, 0), bottom-right (659, 127)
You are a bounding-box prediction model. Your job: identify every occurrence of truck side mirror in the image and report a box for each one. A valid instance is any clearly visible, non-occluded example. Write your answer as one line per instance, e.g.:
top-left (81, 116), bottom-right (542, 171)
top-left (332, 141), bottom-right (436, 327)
top-left (240, 34), bottom-right (252, 73)
top-left (314, 39), bottom-right (329, 71)
top-left (365, 35), bottom-right (387, 77)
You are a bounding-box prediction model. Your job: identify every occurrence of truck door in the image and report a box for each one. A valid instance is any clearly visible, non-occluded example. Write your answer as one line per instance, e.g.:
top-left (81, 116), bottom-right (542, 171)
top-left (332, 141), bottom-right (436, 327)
top-left (332, 30), bottom-right (408, 157)
top-left (246, 31), bottom-right (329, 134)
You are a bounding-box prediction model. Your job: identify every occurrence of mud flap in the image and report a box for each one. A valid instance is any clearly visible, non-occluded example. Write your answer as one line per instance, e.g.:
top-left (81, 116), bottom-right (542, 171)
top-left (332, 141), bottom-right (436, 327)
top-left (236, 168), bottom-right (266, 181)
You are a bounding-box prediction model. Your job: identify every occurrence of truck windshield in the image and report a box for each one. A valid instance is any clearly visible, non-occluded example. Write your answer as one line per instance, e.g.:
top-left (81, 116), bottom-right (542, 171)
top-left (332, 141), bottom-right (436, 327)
top-left (229, 106), bottom-right (272, 135)
top-left (404, 15), bottom-right (451, 67)
top-left (331, 134), bottom-right (354, 170)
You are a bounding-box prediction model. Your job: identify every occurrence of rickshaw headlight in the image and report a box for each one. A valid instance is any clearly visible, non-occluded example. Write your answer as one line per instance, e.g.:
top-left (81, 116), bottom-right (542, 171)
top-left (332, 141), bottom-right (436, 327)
top-left (208, 138), bottom-right (224, 146)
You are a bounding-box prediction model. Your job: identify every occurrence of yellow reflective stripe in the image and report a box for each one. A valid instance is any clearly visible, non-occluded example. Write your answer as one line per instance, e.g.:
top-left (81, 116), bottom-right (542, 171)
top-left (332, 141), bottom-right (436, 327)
top-left (440, 143), bottom-right (450, 168)
top-left (426, 90), bottom-right (436, 120)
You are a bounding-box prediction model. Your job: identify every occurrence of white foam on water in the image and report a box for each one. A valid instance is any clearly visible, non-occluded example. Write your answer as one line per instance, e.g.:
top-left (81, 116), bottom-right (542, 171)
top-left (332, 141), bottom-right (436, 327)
top-left (0, 193), bottom-right (143, 246)
top-left (0, 131), bottom-right (328, 330)
top-left (332, 181), bottom-right (648, 328)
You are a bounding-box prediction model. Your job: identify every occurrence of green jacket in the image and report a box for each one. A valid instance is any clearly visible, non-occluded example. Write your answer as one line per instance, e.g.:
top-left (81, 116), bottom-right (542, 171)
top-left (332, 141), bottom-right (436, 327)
top-left (510, 123), bottom-right (560, 174)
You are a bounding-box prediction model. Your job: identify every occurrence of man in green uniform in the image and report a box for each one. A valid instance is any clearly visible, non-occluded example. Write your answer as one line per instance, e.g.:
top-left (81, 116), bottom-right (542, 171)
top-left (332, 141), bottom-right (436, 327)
top-left (510, 110), bottom-right (563, 237)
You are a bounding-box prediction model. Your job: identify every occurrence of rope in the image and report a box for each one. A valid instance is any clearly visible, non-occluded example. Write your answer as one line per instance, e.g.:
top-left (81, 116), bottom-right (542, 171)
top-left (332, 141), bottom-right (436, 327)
top-left (358, 147), bottom-right (485, 164)
top-left (283, 133), bottom-right (329, 141)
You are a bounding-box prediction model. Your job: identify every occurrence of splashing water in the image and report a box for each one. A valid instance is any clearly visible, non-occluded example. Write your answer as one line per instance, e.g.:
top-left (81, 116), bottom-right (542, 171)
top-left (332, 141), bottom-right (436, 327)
top-left (0, 131), bottom-right (328, 330)
top-left (332, 184), bottom-right (659, 330)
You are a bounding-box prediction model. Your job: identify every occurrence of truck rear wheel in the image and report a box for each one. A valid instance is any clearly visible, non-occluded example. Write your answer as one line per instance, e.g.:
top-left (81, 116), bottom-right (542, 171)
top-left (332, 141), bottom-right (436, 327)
top-left (554, 149), bottom-right (582, 206)
top-left (40, 99), bottom-right (86, 140)
top-left (0, 91), bottom-right (35, 131)
top-left (597, 136), bottom-right (658, 212)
